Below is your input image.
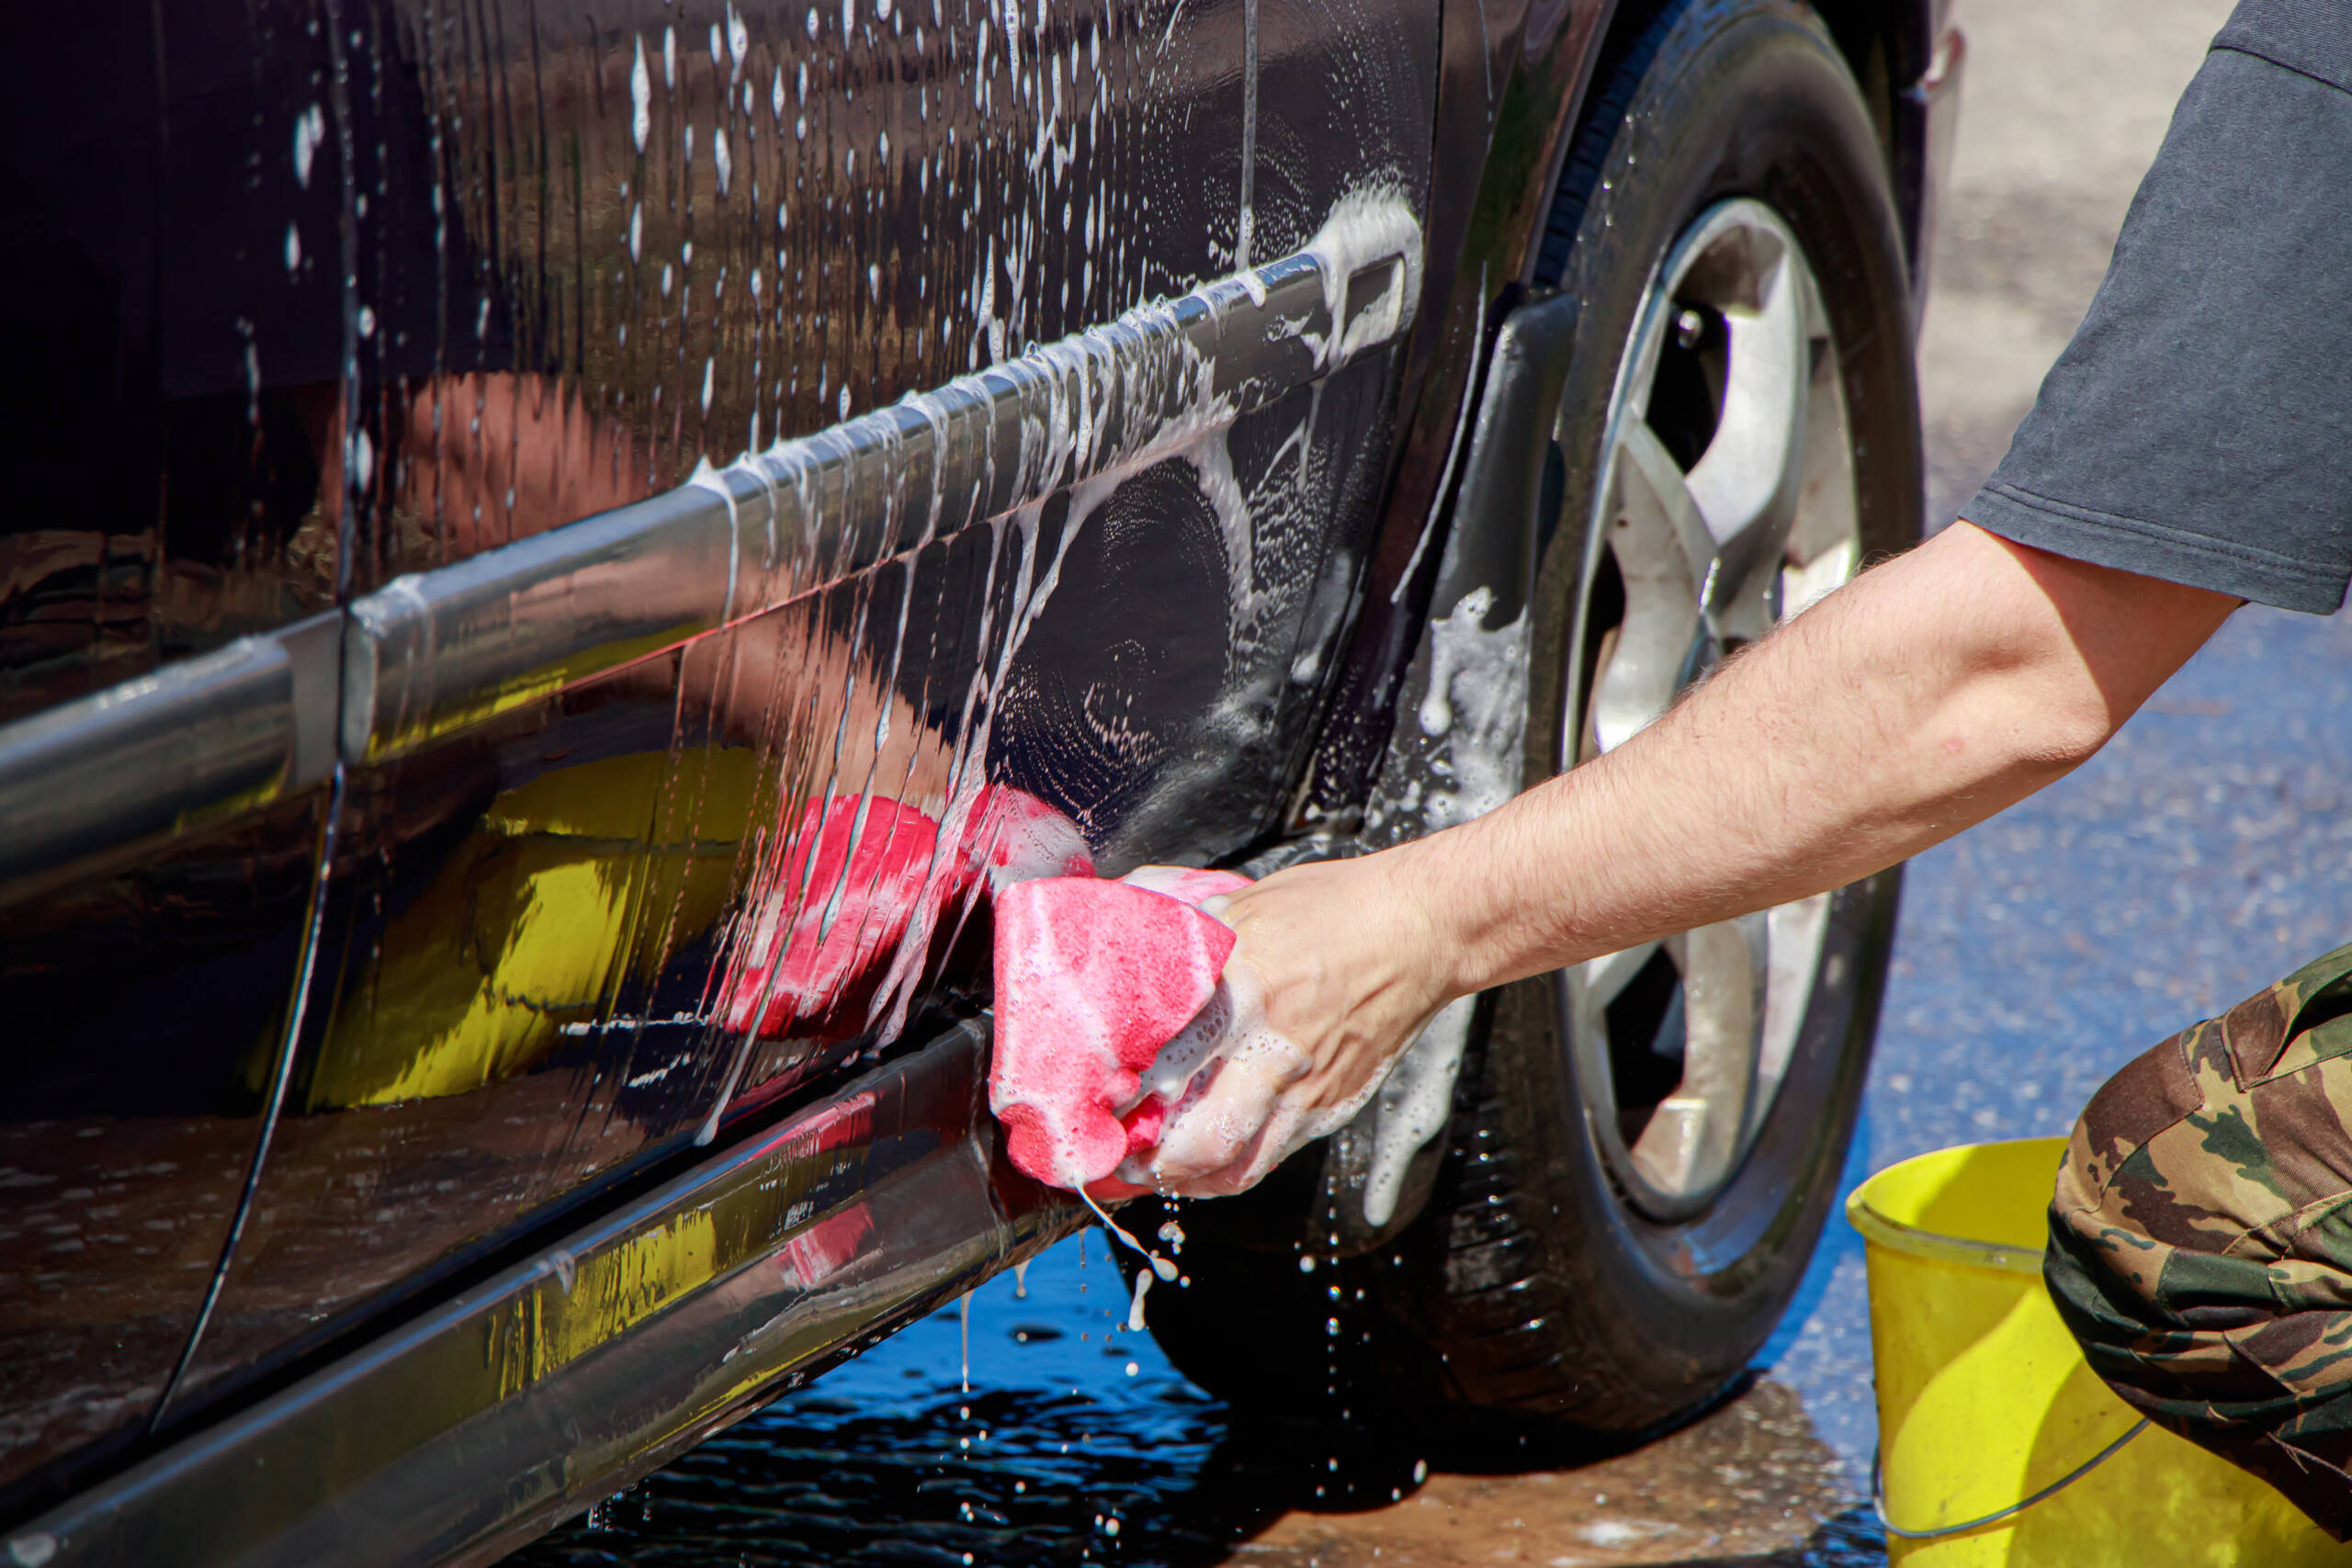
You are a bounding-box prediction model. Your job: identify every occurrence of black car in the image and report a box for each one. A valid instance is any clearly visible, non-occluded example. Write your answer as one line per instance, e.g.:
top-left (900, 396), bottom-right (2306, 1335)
top-left (0, 0), bottom-right (1960, 1560)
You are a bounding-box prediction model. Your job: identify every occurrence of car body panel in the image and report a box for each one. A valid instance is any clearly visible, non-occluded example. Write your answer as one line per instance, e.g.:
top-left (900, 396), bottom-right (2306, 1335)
top-left (0, 790), bottom-right (328, 1505)
top-left (10, 1021), bottom-right (1074, 1568)
top-left (0, 0), bottom-right (1951, 1541)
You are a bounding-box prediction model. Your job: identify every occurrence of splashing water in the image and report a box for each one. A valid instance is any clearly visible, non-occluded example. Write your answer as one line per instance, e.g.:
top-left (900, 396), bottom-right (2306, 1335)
top-left (1079, 1190), bottom-right (1177, 1285)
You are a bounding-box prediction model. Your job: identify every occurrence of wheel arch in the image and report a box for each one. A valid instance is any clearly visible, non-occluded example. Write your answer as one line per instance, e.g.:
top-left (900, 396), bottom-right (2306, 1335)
top-left (1296, 0), bottom-right (1945, 822)
top-left (1568, 0), bottom-right (1944, 288)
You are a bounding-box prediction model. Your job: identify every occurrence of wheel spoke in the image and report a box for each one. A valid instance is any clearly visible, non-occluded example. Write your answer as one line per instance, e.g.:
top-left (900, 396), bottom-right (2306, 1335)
top-left (1591, 423), bottom-right (1712, 753)
top-left (1633, 915), bottom-right (1764, 1196)
top-left (1781, 275), bottom-right (1859, 623)
top-left (1617, 421), bottom-right (1719, 594)
top-left (1680, 220), bottom-right (1811, 622)
top-left (1578, 939), bottom-right (1661, 1010)
top-left (1757, 892), bottom-right (1830, 1107)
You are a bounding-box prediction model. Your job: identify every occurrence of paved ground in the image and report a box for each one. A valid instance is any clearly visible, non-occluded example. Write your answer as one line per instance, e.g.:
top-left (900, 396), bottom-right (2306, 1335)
top-left (526, 5), bottom-right (2335, 1562)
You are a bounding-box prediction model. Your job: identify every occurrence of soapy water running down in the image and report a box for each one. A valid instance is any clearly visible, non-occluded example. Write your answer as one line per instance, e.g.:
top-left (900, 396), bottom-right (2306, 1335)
top-left (510, 1228), bottom-right (1890, 1567)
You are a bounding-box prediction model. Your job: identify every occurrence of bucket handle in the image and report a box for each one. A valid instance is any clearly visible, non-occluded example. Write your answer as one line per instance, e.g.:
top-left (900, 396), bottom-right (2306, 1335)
top-left (1871, 1418), bottom-right (2149, 1540)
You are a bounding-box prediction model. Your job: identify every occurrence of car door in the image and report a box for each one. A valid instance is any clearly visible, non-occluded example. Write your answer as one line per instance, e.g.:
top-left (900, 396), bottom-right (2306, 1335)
top-left (141, 0), bottom-right (1437, 1432)
top-left (0, 0), bottom-right (348, 1512)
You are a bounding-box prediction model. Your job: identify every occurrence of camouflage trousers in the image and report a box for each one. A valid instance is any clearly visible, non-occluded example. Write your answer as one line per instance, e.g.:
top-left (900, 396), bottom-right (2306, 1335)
top-left (2049, 941), bottom-right (2352, 1539)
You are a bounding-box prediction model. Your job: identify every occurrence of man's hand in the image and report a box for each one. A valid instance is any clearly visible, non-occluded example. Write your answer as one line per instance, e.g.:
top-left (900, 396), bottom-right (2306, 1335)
top-left (1135, 522), bottom-right (2240, 1198)
top-left (1132, 853), bottom-right (1451, 1196)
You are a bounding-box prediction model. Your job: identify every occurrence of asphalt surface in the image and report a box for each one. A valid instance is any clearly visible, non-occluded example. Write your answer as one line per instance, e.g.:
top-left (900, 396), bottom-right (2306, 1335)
top-left (523, 4), bottom-right (2330, 1562)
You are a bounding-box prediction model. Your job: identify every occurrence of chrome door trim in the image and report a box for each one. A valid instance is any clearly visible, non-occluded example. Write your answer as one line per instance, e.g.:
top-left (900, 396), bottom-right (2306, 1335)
top-left (6, 1018), bottom-right (1078, 1568)
top-left (339, 219), bottom-right (1420, 763)
top-left (0, 213), bottom-right (1422, 892)
top-left (0, 611), bottom-right (341, 893)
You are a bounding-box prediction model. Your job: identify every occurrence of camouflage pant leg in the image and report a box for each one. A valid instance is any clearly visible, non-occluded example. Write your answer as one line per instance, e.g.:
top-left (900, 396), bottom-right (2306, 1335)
top-left (2048, 941), bottom-right (2352, 1540)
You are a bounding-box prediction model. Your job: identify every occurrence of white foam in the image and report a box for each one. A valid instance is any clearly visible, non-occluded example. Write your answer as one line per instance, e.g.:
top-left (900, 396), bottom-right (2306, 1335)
top-left (1351, 581), bottom-right (1533, 1217)
top-left (1413, 586), bottom-right (1531, 829)
top-left (1116, 953), bottom-right (1385, 1194)
top-left (1363, 996), bottom-right (1474, 1226)
top-left (1299, 186), bottom-right (1422, 373)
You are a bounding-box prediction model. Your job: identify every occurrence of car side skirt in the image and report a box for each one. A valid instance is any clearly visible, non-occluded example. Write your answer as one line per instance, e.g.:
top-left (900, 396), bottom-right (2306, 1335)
top-left (4, 1021), bottom-right (1076, 1568)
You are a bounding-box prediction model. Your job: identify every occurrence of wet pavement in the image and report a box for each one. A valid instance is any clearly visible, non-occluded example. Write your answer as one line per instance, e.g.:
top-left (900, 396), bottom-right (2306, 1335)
top-left (515, 1), bottom-right (2344, 1562)
top-left (512, 1236), bottom-right (1884, 1568)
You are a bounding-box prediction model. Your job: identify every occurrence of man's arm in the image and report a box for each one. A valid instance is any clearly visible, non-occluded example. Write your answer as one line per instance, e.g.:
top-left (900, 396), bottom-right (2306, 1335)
top-left (1147, 520), bottom-right (2239, 1195)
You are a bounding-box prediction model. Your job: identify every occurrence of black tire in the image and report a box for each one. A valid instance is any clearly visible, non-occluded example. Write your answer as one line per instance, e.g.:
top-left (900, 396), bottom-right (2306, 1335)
top-left (1134, 0), bottom-right (1919, 1439)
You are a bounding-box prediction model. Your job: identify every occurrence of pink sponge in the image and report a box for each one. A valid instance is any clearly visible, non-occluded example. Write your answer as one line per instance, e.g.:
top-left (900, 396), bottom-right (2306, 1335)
top-left (722, 795), bottom-right (943, 1040)
top-left (724, 784), bottom-right (1095, 1042)
top-left (989, 870), bottom-right (1248, 1191)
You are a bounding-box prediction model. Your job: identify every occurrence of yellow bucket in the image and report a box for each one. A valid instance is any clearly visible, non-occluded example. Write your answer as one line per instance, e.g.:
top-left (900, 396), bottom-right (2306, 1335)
top-left (1849, 1136), bottom-right (2352, 1564)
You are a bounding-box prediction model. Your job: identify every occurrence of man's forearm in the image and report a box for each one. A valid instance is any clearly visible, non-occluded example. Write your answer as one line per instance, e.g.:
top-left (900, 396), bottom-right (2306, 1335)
top-left (1144, 524), bottom-right (2234, 1194)
top-left (1395, 521), bottom-right (2239, 1000)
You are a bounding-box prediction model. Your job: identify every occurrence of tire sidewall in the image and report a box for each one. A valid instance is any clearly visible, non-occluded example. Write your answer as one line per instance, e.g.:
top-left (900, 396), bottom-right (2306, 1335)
top-left (1485, 0), bottom-right (1922, 1411)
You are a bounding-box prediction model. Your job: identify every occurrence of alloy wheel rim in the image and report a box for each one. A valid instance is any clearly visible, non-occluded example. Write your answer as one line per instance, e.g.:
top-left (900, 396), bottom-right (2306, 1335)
top-left (1558, 197), bottom-right (1860, 1224)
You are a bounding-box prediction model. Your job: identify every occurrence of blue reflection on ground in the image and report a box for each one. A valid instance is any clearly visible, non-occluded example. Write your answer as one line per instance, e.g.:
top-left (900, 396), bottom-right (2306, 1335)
top-left (513, 1233), bottom-right (1266, 1567)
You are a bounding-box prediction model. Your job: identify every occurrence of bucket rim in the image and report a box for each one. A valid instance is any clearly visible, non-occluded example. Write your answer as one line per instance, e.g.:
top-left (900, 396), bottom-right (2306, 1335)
top-left (1845, 1138), bottom-right (2060, 1277)
top-left (1845, 1190), bottom-right (2044, 1274)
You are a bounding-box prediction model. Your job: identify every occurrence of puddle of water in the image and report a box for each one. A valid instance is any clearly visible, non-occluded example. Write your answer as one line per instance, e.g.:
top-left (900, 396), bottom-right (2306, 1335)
top-left (511, 1232), bottom-right (1289, 1566)
top-left (512, 1231), bottom-right (1886, 1567)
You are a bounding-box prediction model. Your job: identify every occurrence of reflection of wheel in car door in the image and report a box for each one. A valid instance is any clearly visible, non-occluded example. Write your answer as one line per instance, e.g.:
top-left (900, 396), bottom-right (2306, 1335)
top-left (1135, 0), bottom-right (1921, 1438)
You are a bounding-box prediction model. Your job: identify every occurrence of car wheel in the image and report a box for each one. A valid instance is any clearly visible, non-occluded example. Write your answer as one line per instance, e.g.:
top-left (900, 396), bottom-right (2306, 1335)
top-left (1133, 0), bottom-right (1920, 1438)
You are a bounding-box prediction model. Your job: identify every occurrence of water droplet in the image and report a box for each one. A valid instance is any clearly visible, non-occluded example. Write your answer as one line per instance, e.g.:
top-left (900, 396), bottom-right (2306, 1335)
top-left (292, 103), bottom-right (325, 189)
top-left (631, 39), bottom-right (651, 152)
top-left (284, 223), bottom-right (301, 272)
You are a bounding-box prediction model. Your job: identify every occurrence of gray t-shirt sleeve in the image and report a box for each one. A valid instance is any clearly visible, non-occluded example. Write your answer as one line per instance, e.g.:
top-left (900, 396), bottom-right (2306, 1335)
top-left (1962, 0), bottom-right (2352, 615)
